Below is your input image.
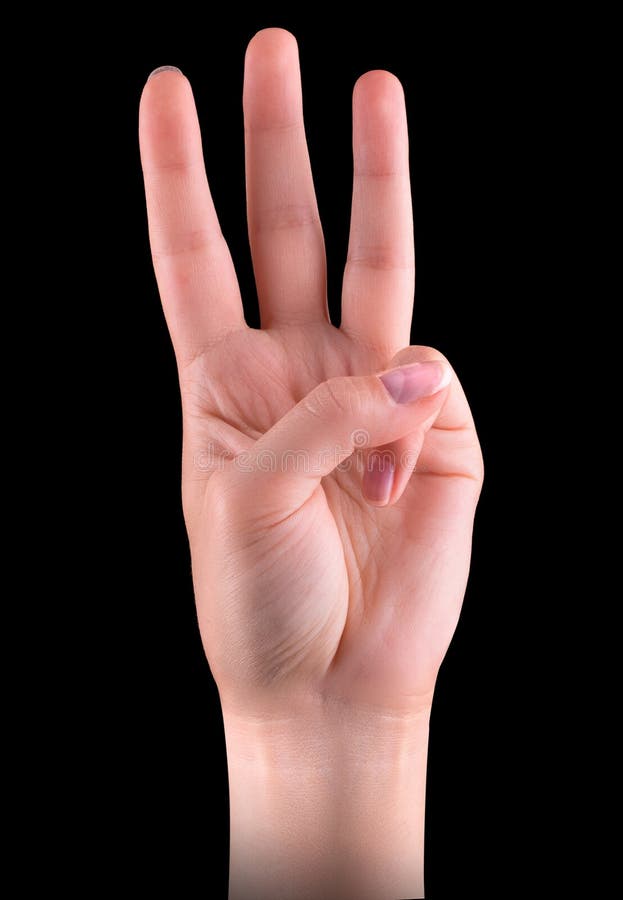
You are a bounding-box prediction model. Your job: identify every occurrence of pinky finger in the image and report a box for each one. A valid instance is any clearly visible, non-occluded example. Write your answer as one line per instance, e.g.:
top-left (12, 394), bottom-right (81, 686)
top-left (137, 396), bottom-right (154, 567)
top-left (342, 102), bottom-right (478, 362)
top-left (361, 432), bottom-right (424, 507)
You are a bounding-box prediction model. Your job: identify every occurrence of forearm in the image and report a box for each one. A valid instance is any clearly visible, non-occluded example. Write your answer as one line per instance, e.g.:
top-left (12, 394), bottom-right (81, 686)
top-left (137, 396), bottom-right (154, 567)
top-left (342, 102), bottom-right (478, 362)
top-left (224, 699), bottom-right (430, 900)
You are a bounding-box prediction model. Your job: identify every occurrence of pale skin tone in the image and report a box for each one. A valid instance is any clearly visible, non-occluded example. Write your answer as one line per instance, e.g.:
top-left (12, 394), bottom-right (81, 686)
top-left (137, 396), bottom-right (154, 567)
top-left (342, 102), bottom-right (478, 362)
top-left (140, 28), bottom-right (483, 900)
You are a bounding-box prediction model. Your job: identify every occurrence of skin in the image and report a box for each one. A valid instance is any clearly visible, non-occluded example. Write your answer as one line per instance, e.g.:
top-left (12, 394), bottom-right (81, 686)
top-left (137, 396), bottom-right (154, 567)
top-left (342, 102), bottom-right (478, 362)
top-left (140, 28), bottom-right (483, 900)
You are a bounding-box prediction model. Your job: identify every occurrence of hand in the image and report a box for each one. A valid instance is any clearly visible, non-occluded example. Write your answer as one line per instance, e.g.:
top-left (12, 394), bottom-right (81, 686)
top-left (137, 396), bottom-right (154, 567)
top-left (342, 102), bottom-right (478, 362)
top-left (140, 28), bottom-right (483, 900)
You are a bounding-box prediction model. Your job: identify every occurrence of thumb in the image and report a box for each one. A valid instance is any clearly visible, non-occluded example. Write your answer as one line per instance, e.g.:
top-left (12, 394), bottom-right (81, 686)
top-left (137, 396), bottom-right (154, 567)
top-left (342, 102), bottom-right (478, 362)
top-left (224, 359), bottom-right (451, 517)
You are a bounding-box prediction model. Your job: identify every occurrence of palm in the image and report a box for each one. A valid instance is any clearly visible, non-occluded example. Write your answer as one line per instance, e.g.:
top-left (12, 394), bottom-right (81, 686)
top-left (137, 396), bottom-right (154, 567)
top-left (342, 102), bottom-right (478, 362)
top-left (140, 32), bottom-right (482, 713)
top-left (180, 323), bottom-right (479, 708)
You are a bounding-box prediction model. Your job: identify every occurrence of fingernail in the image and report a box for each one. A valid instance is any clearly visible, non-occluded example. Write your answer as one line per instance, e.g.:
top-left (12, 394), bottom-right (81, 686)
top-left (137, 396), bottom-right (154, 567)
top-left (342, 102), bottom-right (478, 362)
top-left (362, 451), bottom-right (395, 506)
top-left (148, 66), bottom-right (183, 80)
top-left (379, 361), bottom-right (451, 404)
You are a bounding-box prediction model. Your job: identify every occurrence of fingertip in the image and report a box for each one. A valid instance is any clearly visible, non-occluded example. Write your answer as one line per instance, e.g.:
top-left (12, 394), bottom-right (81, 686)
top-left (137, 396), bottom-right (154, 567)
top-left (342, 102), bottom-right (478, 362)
top-left (362, 449), bottom-right (396, 507)
top-left (148, 65), bottom-right (185, 81)
top-left (142, 65), bottom-right (187, 97)
top-left (436, 361), bottom-right (453, 391)
top-left (139, 67), bottom-right (200, 171)
top-left (352, 70), bottom-right (408, 176)
top-left (353, 69), bottom-right (405, 109)
top-left (243, 27), bottom-right (303, 129)
top-left (245, 27), bottom-right (299, 67)
top-left (363, 494), bottom-right (393, 509)
top-left (140, 65), bottom-right (191, 116)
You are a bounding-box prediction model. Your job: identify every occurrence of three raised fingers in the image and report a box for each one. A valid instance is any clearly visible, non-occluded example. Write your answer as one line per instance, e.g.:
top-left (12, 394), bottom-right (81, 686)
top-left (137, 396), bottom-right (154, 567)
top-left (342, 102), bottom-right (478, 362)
top-left (140, 38), bottom-right (415, 359)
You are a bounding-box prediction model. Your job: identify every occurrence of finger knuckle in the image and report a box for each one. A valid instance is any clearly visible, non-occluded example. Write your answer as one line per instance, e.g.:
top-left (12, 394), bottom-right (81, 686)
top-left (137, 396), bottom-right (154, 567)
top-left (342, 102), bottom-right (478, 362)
top-left (305, 377), bottom-right (354, 419)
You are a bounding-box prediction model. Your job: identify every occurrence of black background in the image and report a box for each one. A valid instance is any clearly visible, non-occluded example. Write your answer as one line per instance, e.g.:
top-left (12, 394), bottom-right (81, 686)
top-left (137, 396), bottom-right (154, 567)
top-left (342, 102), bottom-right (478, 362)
top-left (58, 12), bottom-right (544, 898)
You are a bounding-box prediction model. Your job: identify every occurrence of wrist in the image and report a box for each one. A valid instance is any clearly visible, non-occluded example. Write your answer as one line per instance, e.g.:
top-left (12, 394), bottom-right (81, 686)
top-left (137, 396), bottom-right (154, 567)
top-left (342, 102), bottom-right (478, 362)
top-left (223, 695), bottom-right (431, 900)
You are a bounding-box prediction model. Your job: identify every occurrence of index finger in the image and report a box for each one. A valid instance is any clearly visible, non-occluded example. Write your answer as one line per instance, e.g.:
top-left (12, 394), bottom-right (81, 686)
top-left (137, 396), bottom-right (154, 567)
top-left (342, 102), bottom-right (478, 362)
top-left (139, 68), bottom-right (245, 361)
